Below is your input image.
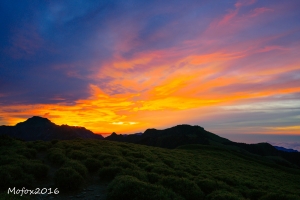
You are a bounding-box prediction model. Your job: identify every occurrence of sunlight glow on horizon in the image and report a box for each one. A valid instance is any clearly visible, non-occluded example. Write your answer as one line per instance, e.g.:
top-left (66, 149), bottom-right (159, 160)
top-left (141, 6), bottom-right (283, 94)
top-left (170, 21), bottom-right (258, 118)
top-left (0, 0), bottom-right (299, 137)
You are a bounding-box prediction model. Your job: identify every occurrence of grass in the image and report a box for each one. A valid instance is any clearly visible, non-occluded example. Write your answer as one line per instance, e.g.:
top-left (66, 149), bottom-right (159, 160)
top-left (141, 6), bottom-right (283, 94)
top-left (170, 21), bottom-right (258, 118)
top-left (0, 136), bottom-right (300, 199)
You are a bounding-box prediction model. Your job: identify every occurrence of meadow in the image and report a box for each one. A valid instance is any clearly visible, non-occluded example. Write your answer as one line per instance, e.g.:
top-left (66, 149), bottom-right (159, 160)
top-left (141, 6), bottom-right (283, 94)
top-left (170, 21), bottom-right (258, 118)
top-left (0, 135), bottom-right (300, 200)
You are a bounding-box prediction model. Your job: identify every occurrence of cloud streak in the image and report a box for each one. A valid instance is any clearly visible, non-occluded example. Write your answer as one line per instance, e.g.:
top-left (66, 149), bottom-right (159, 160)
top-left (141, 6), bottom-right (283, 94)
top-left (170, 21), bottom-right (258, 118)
top-left (0, 0), bottom-right (299, 139)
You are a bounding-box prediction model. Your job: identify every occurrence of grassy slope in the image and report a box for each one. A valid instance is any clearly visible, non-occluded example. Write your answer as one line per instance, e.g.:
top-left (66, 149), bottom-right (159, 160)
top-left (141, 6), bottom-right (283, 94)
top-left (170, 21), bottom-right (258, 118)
top-left (0, 136), bottom-right (300, 200)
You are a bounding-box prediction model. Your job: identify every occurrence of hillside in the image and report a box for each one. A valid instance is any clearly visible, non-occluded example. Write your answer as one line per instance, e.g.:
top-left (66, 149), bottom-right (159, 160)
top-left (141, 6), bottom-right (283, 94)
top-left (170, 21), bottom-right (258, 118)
top-left (0, 116), bottom-right (103, 141)
top-left (105, 125), bottom-right (300, 168)
top-left (1, 136), bottom-right (300, 200)
top-left (105, 125), bottom-right (230, 148)
top-left (1, 117), bottom-right (299, 168)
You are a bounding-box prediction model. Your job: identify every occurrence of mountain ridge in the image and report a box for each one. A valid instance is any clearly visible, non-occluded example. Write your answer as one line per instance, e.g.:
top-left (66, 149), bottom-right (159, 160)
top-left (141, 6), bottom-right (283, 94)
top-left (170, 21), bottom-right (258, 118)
top-left (0, 116), bottom-right (103, 141)
top-left (1, 116), bottom-right (299, 168)
top-left (105, 125), bottom-right (300, 168)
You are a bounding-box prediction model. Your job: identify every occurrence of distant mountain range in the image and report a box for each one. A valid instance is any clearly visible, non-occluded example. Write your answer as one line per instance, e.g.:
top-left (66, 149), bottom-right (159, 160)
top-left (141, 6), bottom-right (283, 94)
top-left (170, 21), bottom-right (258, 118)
top-left (274, 146), bottom-right (298, 153)
top-left (105, 125), bottom-right (300, 168)
top-left (1, 116), bottom-right (299, 168)
top-left (0, 116), bottom-right (103, 141)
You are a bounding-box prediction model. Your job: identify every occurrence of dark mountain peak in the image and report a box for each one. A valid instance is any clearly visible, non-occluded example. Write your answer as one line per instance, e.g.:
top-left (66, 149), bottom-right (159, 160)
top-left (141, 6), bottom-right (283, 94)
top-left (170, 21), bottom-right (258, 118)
top-left (174, 124), bottom-right (203, 128)
top-left (16, 116), bottom-right (54, 127)
top-left (143, 128), bottom-right (157, 134)
top-left (171, 124), bottom-right (205, 132)
top-left (106, 124), bottom-right (229, 148)
top-left (105, 132), bottom-right (127, 141)
top-left (0, 116), bottom-right (103, 141)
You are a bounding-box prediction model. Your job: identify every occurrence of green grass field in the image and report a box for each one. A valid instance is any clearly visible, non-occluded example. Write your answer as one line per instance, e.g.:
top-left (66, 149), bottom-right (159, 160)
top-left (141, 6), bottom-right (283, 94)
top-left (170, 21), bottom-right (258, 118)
top-left (1, 136), bottom-right (300, 200)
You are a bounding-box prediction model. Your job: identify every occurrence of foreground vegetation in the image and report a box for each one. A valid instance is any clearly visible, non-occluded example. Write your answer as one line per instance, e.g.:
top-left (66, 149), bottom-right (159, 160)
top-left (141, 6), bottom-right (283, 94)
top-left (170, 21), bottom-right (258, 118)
top-left (0, 135), bottom-right (300, 200)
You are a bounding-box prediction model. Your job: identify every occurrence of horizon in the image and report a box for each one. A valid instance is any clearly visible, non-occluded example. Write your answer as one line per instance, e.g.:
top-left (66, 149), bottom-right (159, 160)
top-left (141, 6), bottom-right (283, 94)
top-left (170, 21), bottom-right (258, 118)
top-left (2, 115), bottom-right (300, 151)
top-left (0, 1), bottom-right (299, 148)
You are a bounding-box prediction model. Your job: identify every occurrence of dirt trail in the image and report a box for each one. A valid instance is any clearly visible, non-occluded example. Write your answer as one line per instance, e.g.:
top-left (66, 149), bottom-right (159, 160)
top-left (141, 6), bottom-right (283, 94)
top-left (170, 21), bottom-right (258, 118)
top-left (33, 152), bottom-right (108, 200)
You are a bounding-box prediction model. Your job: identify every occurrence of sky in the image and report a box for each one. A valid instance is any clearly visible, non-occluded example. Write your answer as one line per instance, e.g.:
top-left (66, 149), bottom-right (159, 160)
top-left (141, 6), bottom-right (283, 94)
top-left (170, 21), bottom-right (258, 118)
top-left (0, 0), bottom-right (300, 148)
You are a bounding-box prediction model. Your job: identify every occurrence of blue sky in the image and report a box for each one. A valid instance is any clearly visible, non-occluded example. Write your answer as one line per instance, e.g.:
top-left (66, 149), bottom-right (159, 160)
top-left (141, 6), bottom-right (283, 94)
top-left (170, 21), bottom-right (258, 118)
top-left (1, 0), bottom-right (300, 149)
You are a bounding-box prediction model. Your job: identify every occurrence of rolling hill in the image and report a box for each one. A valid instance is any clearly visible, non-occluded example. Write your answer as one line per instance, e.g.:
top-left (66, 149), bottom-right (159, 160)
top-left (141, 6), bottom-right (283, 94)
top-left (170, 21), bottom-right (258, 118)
top-left (105, 125), bottom-right (300, 168)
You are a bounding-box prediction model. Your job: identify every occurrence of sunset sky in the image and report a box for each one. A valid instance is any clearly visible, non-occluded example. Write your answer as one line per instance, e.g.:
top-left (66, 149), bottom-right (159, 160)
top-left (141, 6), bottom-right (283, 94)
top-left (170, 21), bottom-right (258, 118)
top-left (0, 1), bottom-right (299, 147)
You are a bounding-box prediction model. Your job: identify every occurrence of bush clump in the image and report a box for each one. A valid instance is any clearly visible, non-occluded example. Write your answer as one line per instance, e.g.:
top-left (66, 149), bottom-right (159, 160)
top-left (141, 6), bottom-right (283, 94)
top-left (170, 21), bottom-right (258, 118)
top-left (259, 193), bottom-right (300, 200)
top-left (147, 172), bottom-right (160, 184)
top-left (206, 190), bottom-right (243, 200)
top-left (159, 176), bottom-right (204, 200)
top-left (196, 178), bottom-right (218, 194)
top-left (23, 161), bottom-right (49, 180)
top-left (47, 148), bottom-right (67, 166)
top-left (54, 167), bottom-right (84, 191)
top-left (16, 148), bottom-right (36, 159)
top-left (119, 169), bottom-right (148, 182)
top-left (245, 189), bottom-right (266, 200)
top-left (63, 160), bottom-right (88, 177)
top-left (84, 158), bottom-right (102, 172)
top-left (0, 165), bottom-right (34, 191)
top-left (67, 150), bottom-right (88, 161)
top-left (32, 140), bottom-right (51, 151)
top-left (107, 175), bottom-right (183, 200)
top-left (98, 166), bottom-right (122, 181)
top-left (151, 165), bottom-right (176, 176)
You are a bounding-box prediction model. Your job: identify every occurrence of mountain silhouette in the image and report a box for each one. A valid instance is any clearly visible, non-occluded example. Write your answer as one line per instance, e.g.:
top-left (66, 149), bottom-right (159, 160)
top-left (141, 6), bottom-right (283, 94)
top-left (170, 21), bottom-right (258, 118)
top-left (1, 117), bottom-right (299, 168)
top-left (106, 124), bottom-right (230, 148)
top-left (0, 116), bottom-right (103, 141)
top-left (274, 146), bottom-right (298, 152)
top-left (105, 124), bottom-right (300, 168)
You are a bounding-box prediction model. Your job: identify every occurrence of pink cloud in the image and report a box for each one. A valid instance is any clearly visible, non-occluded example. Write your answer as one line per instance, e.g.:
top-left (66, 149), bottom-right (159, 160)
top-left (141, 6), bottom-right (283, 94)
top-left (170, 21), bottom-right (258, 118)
top-left (250, 7), bottom-right (273, 17)
top-left (235, 0), bottom-right (256, 9)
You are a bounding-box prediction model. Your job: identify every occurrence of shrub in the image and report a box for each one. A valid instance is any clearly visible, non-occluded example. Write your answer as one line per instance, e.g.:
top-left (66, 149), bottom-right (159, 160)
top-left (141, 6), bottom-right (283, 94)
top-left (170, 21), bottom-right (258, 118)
top-left (23, 161), bottom-right (49, 180)
top-left (32, 140), bottom-right (51, 151)
top-left (102, 158), bottom-right (112, 167)
top-left (0, 192), bottom-right (31, 200)
top-left (67, 150), bottom-right (88, 161)
top-left (0, 165), bottom-right (34, 190)
top-left (136, 160), bottom-right (151, 170)
top-left (127, 152), bottom-right (145, 159)
top-left (246, 189), bottom-right (266, 200)
top-left (107, 175), bottom-right (183, 200)
top-left (147, 172), bottom-right (161, 184)
top-left (151, 165), bottom-right (176, 176)
top-left (0, 168), bottom-right (12, 191)
top-left (259, 193), bottom-right (300, 200)
top-left (196, 178), bottom-right (218, 194)
top-left (162, 158), bottom-right (176, 168)
top-left (47, 148), bottom-right (67, 165)
top-left (98, 153), bottom-right (119, 161)
top-left (63, 160), bottom-right (87, 177)
top-left (51, 140), bottom-right (59, 145)
top-left (84, 158), bottom-right (102, 172)
top-left (98, 166), bottom-right (122, 181)
top-left (0, 135), bottom-right (15, 146)
top-left (119, 169), bottom-right (148, 182)
top-left (0, 155), bottom-right (24, 165)
top-left (206, 190), bottom-right (243, 200)
top-left (16, 148), bottom-right (36, 159)
top-left (114, 159), bottom-right (136, 169)
top-left (54, 167), bottom-right (84, 191)
top-left (159, 176), bottom-right (204, 200)
top-left (216, 174), bottom-right (239, 186)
